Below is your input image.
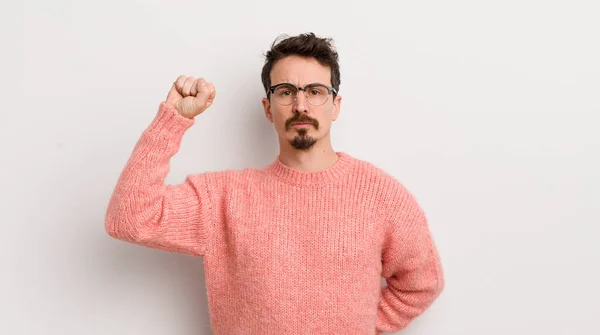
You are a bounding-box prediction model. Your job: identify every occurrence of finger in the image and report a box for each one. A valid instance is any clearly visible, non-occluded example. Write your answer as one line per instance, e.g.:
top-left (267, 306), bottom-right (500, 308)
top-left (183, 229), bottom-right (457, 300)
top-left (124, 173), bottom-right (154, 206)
top-left (195, 78), bottom-right (207, 95)
top-left (205, 82), bottom-right (216, 105)
top-left (182, 76), bottom-right (196, 97)
top-left (175, 75), bottom-right (187, 94)
top-left (190, 79), bottom-right (199, 96)
top-left (194, 80), bottom-right (211, 106)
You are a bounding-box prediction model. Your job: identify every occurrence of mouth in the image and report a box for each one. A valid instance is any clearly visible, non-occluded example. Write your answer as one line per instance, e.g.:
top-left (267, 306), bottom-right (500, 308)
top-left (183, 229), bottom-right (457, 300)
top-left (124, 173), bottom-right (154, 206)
top-left (291, 122), bottom-right (312, 127)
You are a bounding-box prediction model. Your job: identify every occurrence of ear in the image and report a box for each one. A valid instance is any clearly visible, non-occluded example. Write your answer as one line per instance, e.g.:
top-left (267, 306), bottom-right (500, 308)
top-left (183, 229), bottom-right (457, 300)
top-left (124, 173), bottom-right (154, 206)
top-left (262, 97), bottom-right (273, 123)
top-left (332, 95), bottom-right (342, 121)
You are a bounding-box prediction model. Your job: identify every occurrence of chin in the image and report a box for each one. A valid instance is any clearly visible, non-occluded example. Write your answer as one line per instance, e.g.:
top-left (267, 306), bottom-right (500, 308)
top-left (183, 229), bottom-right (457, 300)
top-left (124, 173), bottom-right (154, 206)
top-left (291, 139), bottom-right (317, 150)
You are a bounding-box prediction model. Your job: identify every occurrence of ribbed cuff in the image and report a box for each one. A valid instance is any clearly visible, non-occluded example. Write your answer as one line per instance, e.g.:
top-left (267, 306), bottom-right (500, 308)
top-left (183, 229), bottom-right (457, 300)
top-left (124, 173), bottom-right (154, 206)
top-left (146, 101), bottom-right (195, 139)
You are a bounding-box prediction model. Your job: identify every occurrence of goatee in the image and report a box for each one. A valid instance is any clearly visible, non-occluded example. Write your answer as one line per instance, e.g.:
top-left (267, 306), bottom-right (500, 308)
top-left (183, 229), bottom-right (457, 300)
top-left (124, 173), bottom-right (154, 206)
top-left (290, 128), bottom-right (317, 150)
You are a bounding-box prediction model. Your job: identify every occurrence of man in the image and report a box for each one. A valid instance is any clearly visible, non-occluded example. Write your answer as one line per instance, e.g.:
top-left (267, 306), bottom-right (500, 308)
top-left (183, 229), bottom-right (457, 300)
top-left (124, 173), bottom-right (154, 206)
top-left (105, 32), bottom-right (444, 334)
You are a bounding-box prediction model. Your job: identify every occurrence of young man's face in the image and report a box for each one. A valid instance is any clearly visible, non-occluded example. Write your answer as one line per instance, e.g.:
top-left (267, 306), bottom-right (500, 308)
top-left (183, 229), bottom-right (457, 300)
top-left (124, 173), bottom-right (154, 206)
top-left (262, 55), bottom-right (341, 151)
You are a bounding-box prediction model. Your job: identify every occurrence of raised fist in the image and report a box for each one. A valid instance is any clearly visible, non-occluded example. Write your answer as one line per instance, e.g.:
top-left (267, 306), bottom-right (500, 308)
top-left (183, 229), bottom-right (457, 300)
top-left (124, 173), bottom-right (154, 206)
top-left (166, 75), bottom-right (216, 119)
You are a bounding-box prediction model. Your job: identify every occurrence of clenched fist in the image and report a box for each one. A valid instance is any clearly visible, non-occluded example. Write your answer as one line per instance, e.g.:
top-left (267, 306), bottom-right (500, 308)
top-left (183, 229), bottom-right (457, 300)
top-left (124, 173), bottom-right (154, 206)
top-left (166, 75), bottom-right (216, 119)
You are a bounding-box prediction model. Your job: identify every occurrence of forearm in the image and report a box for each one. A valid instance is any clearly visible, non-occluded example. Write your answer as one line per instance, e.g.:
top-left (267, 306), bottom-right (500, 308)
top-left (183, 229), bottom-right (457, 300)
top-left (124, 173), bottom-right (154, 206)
top-left (376, 252), bottom-right (444, 332)
top-left (376, 183), bottom-right (445, 333)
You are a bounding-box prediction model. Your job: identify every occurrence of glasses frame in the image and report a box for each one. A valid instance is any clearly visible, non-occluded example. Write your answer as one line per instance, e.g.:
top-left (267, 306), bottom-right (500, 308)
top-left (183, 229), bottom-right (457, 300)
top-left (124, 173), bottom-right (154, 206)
top-left (267, 82), bottom-right (338, 106)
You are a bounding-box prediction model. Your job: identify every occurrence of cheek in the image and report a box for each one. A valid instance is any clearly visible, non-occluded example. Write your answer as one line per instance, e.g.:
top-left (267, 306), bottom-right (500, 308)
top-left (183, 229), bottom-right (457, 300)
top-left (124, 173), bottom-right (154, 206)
top-left (318, 118), bottom-right (333, 131)
top-left (271, 109), bottom-right (290, 130)
top-left (316, 108), bottom-right (334, 127)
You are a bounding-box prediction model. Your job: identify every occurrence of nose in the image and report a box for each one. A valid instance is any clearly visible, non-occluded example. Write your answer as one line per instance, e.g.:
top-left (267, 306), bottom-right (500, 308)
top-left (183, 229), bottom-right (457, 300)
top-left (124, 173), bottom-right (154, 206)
top-left (293, 91), bottom-right (309, 114)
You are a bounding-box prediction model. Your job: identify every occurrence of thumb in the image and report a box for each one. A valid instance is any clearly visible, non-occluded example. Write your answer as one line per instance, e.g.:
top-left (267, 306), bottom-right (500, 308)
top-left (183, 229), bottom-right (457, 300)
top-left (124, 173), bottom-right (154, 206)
top-left (165, 83), bottom-right (182, 106)
top-left (193, 80), bottom-right (214, 110)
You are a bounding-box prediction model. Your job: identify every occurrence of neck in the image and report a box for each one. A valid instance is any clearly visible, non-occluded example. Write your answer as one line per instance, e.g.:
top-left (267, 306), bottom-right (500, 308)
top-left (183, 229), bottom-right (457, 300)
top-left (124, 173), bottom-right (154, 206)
top-left (278, 136), bottom-right (339, 172)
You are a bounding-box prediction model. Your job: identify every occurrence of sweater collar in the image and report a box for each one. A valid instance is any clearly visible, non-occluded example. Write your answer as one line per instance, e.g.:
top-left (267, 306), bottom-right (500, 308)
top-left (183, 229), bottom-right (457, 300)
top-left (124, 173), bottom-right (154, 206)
top-left (264, 152), bottom-right (354, 187)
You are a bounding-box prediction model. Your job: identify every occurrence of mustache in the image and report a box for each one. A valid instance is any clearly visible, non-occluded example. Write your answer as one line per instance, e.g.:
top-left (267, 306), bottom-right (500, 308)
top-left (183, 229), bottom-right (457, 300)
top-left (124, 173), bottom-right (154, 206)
top-left (285, 114), bottom-right (319, 130)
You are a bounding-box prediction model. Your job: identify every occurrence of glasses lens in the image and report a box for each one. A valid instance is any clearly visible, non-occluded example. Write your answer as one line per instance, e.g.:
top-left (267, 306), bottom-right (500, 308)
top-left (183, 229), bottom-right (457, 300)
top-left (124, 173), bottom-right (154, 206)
top-left (305, 85), bottom-right (329, 105)
top-left (273, 84), bottom-right (297, 105)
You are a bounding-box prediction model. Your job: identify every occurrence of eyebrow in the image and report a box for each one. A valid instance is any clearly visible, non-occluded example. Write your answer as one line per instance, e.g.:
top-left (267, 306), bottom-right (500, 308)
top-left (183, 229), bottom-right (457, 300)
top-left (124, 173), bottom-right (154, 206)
top-left (271, 82), bottom-right (329, 87)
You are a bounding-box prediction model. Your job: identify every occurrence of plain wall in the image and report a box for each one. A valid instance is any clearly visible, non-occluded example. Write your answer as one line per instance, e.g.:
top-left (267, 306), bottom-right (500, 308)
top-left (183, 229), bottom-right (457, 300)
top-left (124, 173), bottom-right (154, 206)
top-left (4, 0), bottom-right (599, 334)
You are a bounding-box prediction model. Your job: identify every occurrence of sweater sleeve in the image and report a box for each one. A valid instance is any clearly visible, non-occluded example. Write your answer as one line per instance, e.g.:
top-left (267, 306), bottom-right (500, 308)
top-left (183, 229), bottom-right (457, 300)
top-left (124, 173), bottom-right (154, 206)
top-left (104, 102), bottom-right (215, 257)
top-left (376, 183), bottom-right (444, 333)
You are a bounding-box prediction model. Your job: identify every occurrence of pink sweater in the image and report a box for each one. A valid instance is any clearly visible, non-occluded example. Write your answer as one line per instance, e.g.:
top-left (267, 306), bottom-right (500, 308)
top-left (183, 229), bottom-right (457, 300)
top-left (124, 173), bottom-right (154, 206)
top-left (105, 102), bottom-right (444, 334)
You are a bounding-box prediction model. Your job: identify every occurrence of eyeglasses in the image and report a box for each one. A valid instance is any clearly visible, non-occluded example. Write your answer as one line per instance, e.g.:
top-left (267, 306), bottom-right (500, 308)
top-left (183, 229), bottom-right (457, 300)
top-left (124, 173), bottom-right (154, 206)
top-left (268, 83), bottom-right (337, 106)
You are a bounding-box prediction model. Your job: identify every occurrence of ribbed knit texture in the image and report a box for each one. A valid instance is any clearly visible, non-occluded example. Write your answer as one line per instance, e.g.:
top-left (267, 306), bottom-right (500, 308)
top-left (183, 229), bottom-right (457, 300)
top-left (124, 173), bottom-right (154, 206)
top-left (105, 102), bottom-right (444, 335)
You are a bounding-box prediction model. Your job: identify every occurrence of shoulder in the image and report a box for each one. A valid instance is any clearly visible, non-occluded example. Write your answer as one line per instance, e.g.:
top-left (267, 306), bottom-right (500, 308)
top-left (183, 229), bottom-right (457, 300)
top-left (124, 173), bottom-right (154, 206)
top-left (345, 152), bottom-right (409, 193)
top-left (345, 153), bottom-right (423, 216)
top-left (188, 166), bottom-right (265, 187)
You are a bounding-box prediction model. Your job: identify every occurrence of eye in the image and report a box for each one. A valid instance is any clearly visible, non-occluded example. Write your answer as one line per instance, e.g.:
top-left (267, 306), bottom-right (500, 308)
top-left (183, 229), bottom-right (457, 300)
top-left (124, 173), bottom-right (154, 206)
top-left (306, 85), bottom-right (327, 96)
top-left (275, 89), bottom-right (291, 96)
top-left (275, 85), bottom-right (296, 97)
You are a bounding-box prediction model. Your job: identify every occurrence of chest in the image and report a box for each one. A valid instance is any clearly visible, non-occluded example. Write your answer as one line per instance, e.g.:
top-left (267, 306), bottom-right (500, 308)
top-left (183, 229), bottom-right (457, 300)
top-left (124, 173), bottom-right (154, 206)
top-left (221, 187), bottom-right (385, 275)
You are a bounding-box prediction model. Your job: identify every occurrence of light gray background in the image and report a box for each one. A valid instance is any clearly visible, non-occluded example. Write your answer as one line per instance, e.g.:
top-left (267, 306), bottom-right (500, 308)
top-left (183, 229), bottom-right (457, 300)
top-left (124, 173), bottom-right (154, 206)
top-left (3, 0), bottom-right (599, 334)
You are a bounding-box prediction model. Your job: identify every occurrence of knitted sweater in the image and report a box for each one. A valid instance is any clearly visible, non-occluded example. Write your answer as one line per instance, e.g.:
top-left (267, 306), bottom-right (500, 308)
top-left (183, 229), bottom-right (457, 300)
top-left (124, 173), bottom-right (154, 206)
top-left (105, 102), bottom-right (444, 335)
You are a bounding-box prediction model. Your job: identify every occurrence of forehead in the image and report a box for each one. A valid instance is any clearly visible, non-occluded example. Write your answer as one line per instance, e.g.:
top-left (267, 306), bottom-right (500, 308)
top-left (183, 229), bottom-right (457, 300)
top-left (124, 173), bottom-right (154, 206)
top-left (270, 55), bottom-right (331, 86)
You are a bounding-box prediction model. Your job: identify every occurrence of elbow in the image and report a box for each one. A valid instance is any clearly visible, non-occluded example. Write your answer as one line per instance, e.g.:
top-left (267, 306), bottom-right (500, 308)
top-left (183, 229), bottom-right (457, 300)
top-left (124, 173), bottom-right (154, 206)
top-left (104, 214), bottom-right (146, 243)
top-left (104, 199), bottom-right (142, 242)
top-left (104, 217), bottom-right (120, 239)
top-left (104, 212), bottom-right (127, 240)
top-left (104, 194), bottom-right (124, 239)
top-left (104, 201), bottom-right (158, 244)
top-left (434, 275), bottom-right (445, 299)
top-left (431, 262), bottom-right (445, 300)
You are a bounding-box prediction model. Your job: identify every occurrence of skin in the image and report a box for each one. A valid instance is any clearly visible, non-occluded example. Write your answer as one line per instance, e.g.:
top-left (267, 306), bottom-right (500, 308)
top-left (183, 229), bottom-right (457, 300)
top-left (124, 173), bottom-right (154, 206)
top-left (167, 55), bottom-right (342, 173)
top-left (261, 55), bottom-right (342, 172)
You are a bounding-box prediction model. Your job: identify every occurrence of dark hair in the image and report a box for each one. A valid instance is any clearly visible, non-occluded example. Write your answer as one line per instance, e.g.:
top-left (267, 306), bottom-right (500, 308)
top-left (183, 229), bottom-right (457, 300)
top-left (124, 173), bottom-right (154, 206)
top-left (261, 32), bottom-right (340, 98)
